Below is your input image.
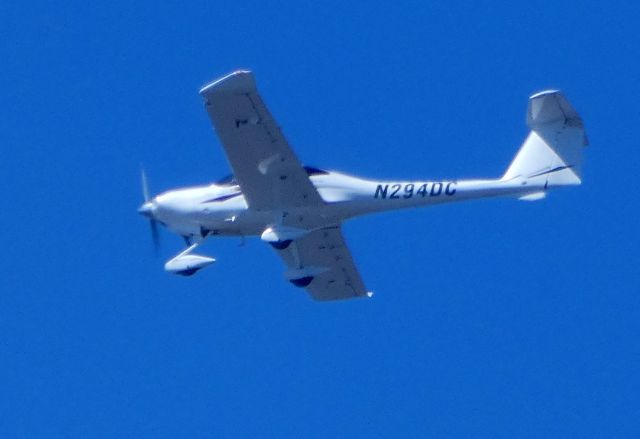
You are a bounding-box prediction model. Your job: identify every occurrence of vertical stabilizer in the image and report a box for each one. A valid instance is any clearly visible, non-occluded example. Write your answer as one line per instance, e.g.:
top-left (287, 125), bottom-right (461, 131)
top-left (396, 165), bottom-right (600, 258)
top-left (502, 91), bottom-right (588, 189)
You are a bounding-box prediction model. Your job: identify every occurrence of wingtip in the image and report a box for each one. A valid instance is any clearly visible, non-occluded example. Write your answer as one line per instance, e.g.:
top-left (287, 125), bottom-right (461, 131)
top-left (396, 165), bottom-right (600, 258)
top-left (199, 70), bottom-right (254, 96)
top-left (529, 89), bottom-right (561, 100)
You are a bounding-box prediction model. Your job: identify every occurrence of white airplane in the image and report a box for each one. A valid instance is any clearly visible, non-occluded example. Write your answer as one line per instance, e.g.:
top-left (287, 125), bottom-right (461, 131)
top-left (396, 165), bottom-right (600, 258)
top-left (138, 70), bottom-right (588, 301)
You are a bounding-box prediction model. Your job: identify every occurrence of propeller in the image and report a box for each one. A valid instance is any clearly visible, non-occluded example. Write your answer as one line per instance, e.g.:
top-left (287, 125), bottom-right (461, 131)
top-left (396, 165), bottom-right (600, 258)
top-left (141, 167), bottom-right (150, 202)
top-left (139, 167), bottom-right (160, 253)
top-left (149, 218), bottom-right (160, 254)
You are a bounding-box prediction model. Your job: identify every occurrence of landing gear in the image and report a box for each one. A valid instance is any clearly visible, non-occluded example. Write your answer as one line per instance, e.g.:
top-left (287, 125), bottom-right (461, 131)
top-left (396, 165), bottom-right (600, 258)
top-left (269, 239), bottom-right (292, 250)
top-left (164, 238), bottom-right (216, 276)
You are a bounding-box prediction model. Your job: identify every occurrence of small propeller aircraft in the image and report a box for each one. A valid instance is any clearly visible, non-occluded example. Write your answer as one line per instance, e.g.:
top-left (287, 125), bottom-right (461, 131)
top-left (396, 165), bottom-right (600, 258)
top-left (138, 70), bottom-right (588, 301)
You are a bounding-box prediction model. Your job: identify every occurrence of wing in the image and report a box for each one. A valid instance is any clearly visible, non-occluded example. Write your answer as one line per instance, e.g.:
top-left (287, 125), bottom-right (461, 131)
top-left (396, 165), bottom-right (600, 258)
top-left (276, 226), bottom-right (371, 301)
top-left (199, 71), bottom-right (324, 211)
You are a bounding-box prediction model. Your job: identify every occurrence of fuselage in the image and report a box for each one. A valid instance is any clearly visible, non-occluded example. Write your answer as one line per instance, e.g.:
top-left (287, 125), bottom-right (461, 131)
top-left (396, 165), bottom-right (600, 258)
top-left (140, 168), bottom-right (542, 242)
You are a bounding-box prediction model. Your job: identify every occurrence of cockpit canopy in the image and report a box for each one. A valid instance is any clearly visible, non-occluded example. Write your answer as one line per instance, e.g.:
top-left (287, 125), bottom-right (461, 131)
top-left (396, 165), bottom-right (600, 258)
top-left (214, 166), bottom-right (329, 187)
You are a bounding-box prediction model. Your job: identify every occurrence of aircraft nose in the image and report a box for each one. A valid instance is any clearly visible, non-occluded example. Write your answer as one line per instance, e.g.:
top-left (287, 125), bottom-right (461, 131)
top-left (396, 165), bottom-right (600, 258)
top-left (138, 200), bottom-right (155, 218)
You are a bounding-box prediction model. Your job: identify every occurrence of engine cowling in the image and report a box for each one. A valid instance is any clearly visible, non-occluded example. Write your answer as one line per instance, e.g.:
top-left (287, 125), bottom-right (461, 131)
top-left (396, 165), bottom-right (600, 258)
top-left (164, 253), bottom-right (216, 276)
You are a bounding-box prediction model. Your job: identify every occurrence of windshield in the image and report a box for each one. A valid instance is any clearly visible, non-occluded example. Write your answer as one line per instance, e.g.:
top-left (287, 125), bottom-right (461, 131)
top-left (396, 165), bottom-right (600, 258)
top-left (303, 166), bottom-right (329, 176)
top-left (214, 174), bottom-right (238, 187)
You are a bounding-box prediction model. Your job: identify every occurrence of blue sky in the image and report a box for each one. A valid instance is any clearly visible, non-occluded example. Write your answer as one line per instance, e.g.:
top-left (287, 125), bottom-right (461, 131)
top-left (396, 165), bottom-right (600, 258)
top-left (1, 0), bottom-right (639, 437)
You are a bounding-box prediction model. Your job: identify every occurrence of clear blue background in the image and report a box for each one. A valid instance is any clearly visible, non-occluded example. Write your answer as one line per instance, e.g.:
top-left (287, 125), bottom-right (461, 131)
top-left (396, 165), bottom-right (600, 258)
top-left (1, 0), bottom-right (639, 437)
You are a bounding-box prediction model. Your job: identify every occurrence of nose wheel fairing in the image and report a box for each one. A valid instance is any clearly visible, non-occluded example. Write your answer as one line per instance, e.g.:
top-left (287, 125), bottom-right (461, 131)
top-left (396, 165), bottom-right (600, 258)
top-left (164, 242), bottom-right (216, 276)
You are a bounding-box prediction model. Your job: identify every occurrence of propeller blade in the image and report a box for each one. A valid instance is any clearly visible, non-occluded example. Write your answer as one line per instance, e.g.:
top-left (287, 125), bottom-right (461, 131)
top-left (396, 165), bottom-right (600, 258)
top-left (141, 167), bottom-right (150, 202)
top-left (140, 167), bottom-right (159, 253)
top-left (150, 219), bottom-right (160, 254)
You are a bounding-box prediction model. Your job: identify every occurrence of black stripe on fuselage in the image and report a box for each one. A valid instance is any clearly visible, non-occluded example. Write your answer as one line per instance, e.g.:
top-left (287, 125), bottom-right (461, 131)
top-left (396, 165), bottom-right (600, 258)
top-left (202, 192), bottom-right (242, 203)
top-left (527, 165), bottom-right (573, 179)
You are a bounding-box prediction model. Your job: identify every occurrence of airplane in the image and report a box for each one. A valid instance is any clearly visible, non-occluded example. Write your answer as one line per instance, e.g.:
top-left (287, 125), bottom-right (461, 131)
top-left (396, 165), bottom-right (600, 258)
top-left (138, 70), bottom-right (588, 301)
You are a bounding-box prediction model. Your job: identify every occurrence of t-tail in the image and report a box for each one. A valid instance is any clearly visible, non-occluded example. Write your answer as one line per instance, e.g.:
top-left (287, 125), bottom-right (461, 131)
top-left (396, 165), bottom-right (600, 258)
top-left (501, 90), bottom-right (588, 201)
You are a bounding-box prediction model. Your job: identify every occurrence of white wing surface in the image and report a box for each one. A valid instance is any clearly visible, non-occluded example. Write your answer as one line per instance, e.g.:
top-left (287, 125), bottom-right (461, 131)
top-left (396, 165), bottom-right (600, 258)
top-left (277, 227), bottom-right (370, 301)
top-left (199, 70), bottom-right (324, 211)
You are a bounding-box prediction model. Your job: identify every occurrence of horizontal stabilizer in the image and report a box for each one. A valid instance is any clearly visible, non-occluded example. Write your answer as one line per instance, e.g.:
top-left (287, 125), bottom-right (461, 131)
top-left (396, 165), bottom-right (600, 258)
top-left (527, 90), bottom-right (586, 133)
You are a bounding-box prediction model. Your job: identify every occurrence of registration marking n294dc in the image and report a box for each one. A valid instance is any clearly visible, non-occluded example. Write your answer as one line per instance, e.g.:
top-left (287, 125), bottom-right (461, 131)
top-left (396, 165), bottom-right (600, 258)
top-left (374, 182), bottom-right (457, 199)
